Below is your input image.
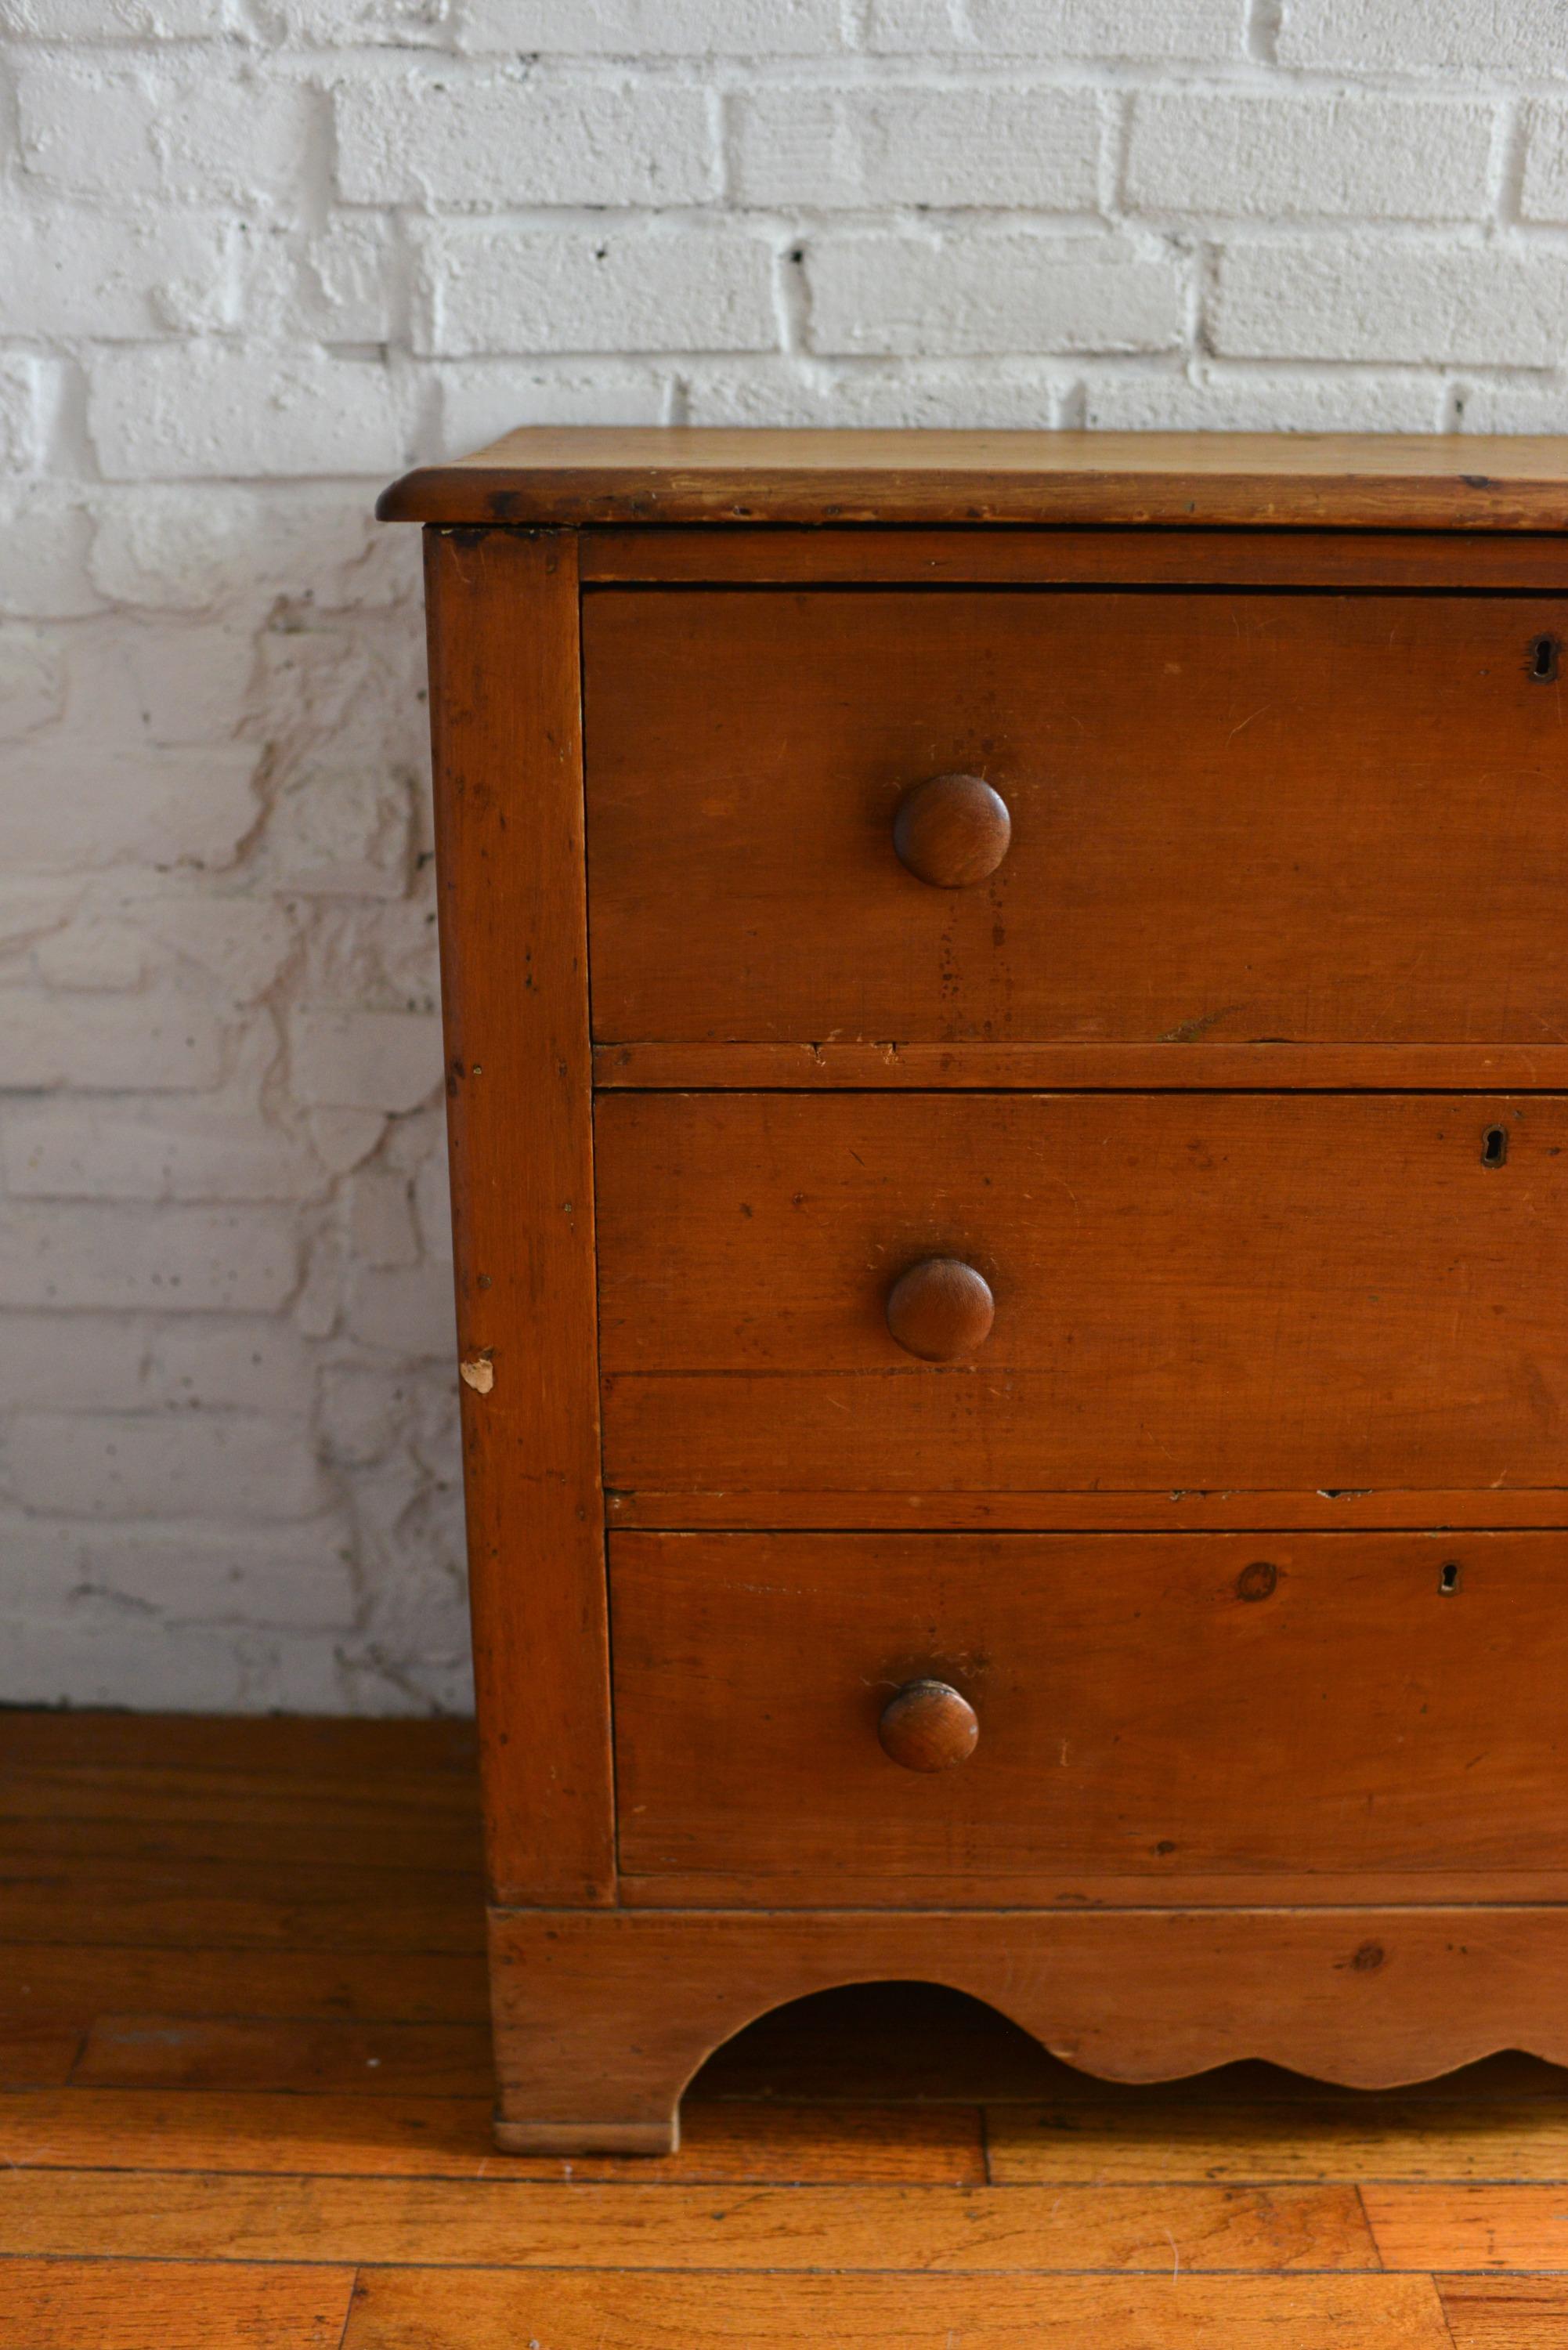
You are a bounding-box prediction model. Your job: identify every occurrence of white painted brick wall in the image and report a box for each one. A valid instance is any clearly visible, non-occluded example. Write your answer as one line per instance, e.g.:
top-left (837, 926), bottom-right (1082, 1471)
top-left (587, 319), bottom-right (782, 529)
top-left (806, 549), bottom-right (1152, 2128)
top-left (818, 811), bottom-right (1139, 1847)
top-left (2, 0), bottom-right (1565, 1717)
top-left (730, 86), bottom-right (1103, 209)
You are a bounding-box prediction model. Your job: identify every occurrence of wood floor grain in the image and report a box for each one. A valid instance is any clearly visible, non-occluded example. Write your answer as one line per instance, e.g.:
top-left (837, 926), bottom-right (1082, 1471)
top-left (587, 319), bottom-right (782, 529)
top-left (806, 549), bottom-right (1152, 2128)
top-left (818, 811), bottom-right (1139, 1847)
top-left (72, 2013), bottom-right (497, 2097)
top-left (0, 2258), bottom-right (355, 2350)
top-left (1436, 2276), bottom-right (1568, 2345)
top-left (0, 1859), bottom-right (486, 1952)
top-left (988, 2094), bottom-right (1568, 2182)
top-left (2, 1709), bottom-right (1565, 2349)
top-left (0, 1942), bottom-right (490, 2028)
top-left (1365, 2183), bottom-right (1568, 2269)
top-left (0, 2089), bottom-right (985, 2183)
top-left (0, 2172), bottom-right (1374, 2270)
top-left (338, 2268), bottom-right (1455, 2349)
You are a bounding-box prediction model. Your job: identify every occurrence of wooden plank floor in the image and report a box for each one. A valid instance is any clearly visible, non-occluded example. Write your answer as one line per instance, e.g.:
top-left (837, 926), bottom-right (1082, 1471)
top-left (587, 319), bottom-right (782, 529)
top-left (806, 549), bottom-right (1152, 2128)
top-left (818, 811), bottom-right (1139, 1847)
top-left (4, 1716), bottom-right (1568, 2347)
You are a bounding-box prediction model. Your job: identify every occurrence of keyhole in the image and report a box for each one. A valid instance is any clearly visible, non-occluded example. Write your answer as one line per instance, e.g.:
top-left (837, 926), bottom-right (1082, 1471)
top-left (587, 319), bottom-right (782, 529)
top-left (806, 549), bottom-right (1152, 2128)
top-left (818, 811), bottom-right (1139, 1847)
top-left (1529, 633), bottom-right (1560, 683)
top-left (1440, 1562), bottom-right (1461, 1595)
top-left (1481, 1125), bottom-right (1508, 1167)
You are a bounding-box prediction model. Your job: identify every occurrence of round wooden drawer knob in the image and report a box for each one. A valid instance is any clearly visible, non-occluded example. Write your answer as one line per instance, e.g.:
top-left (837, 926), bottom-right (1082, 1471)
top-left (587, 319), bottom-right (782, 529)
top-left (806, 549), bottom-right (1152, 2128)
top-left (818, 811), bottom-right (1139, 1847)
top-left (893, 772), bottom-right (1011, 888)
top-left (879, 1680), bottom-right (979, 1772)
top-left (885, 1256), bottom-right (994, 1362)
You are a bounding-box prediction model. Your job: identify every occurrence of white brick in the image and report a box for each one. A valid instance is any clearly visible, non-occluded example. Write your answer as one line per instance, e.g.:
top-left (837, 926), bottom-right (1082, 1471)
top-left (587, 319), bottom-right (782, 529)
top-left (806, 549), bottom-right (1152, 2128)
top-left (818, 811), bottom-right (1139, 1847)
top-left (1450, 377), bottom-right (1568, 432)
top-left (250, 617), bottom-right (428, 848)
top-left (0, 356), bottom-right (46, 475)
top-left (18, 60), bottom-right (312, 210)
top-left (0, 993), bottom-right (224, 1091)
top-left (355, 898), bottom-right (445, 1015)
top-left (349, 1168), bottom-right (420, 1266)
top-left (160, 80), bottom-right (313, 212)
top-left (1280, 0), bottom-right (1568, 74)
top-left (334, 71), bottom-right (714, 205)
top-left (140, 899), bottom-right (298, 1005)
top-left (7, 1411), bottom-right (331, 1520)
top-left (0, 1316), bottom-right (149, 1412)
top-left (862, 0), bottom-right (957, 45)
top-left (5, 205), bottom-right (238, 338)
top-left (1523, 105), bottom-right (1568, 226)
top-left (268, 769), bottom-right (413, 898)
top-left (414, 222), bottom-right (778, 358)
top-left (4, 1104), bottom-right (318, 1202)
top-left (287, 219), bottom-right (398, 345)
top-left (0, 1517), bottom-right (85, 1611)
top-left (2, 0), bottom-right (239, 31)
top-left (807, 234), bottom-right (1183, 357)
top-left (357, 1436), bottom-right (463, 1572)
top-left (298, 915), bottom-right (442, 1041)
top-left (90, 489), bottom-right (263, 611)
top-left (309, 1108), bottom-right (388, 1174)
top-left (320, 1361), bottom-right (399, 1462)
top-left (407, 1363), bottom-right (461, 1468)
top-left (459, 0), bottom-right (845, 51)
top-left (435, 361), bottom-right (670, 446)
top-left (1080, 367), bottom-right (1447, 432)
top-left (258, 0), bottom-right (451, 43)
top-left (0, 1609), bottom-right (352, 1714)
top-left (247, 221), bottom-right (402, 348)
top-left (0, 737), bottom-right (261, 871)
top-left (732, 85), bottom-right (1100, 211)
top-left (291, 1010), bottom-right (443, 1112)
top-left (146, 1320), bottom-right (320, 1415)
top-left (338, 1634), bottom-right (472, 1719)
top-left (0, 1523), bottom-right (107, 1617)
top-left (33, 921), bottom-right (146, 990)
top-left (110, 624), bottom-right (255, 753)
top-left (869, 0), bottom-right (1241, 58)
top-left (89, 346), bottom-right (404, 481)
top-left (293, 1224), bottom-right (345, 1340)
top-left (414, 1149), bottom-right (452, 1263)
top-left (0, 883), bottom-right (77, 958)
top-left (278, 497), bottom-right (421, 609)
top-left (685, 357), bottom-right (1065, 427)
top-left (0, 1205), bottom-right (298, 1311)
top-left (0, 490), bottom-right (101, 621)
top-left (0, 1314), bottom-right (313, 1415)
top-left (89, 486), bottom-right (412, 616)
top-left (381, 1104), bottom-right (444, 1173)
top-left (348, 1259), bottom-right (457, 1354)
top-left (70, 1520), bottom-right (357, 1632)
top-left (1213, 240), bottom-right (1568, 367)
top-left (1125, 94), bottom-right (1497, 222)
top-left (0, 624), bottom-right (65, 738)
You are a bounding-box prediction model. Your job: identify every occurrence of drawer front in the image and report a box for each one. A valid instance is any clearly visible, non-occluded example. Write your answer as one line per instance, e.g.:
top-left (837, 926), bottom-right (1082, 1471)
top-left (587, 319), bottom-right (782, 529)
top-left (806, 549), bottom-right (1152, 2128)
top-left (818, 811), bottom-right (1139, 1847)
top-left (598, 1090), bottom-right (1568, 1495)
top-left (583, 587), bottom-right (1568, 1047)
top-left (611, 1531), bottom-right (1568, 1887)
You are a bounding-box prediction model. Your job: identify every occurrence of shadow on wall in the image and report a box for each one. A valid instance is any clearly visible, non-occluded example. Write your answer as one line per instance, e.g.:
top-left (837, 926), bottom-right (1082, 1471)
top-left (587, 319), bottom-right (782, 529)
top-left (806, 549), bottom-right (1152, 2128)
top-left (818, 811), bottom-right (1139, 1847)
top-left (2, 484), bottom-right (474, 1719)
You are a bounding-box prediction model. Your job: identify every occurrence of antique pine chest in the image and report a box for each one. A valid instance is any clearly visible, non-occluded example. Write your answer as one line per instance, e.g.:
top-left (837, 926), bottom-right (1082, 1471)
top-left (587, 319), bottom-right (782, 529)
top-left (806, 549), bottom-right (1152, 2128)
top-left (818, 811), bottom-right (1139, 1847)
top-left (380, 429), bottom-right (1568, 2153)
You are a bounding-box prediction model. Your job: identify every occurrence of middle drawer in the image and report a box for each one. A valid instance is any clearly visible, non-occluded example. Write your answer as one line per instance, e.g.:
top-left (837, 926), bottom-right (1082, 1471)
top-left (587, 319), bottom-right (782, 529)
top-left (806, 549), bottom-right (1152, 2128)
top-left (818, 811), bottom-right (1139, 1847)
top-left (597, 1090), bottom-right (1568, 1497)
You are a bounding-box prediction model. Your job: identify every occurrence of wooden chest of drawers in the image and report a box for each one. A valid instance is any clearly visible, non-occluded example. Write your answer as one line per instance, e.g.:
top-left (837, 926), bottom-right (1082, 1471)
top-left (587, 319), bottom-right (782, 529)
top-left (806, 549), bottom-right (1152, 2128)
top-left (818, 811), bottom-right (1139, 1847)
top-left (381, 428), bottom-right (1568, 2152)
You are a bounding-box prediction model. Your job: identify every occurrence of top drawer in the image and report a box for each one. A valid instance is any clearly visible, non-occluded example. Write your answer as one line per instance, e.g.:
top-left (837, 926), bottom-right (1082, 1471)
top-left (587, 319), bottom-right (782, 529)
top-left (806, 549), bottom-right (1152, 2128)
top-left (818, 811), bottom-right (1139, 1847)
top-left (583, 587), bottom-right (1568, 1048)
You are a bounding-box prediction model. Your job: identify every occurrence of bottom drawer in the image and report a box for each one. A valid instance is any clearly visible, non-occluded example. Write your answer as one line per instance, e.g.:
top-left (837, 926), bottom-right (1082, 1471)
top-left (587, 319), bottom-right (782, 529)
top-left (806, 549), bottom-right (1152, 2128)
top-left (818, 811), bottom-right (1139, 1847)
top-left (610, 1531), bottom-right (1568, 1896)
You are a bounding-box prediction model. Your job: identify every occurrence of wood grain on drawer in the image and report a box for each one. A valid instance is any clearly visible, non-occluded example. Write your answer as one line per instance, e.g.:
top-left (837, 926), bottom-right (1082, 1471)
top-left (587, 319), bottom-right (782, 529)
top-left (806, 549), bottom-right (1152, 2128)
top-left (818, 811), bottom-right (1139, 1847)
top-left (596, 1091), bottom-right (1568, 1495)
top-left (610, 1531), bottom-right (1568, 1888)
top-left (583, 588), bottom-right (1568, 1046)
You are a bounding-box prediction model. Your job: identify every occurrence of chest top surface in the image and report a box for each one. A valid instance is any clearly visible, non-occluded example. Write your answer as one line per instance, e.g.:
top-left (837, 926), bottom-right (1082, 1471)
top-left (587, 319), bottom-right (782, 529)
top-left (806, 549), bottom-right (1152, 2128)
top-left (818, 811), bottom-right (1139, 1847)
top-left (379, 426), bottom-right (1568, 530)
